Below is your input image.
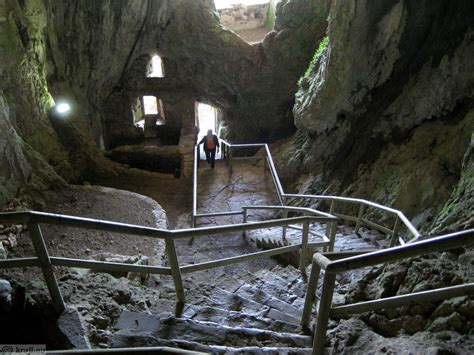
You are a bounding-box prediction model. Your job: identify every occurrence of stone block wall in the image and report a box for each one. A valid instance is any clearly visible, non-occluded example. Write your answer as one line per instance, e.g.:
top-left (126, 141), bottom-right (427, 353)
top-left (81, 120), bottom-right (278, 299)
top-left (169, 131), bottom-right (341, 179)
top-left (218, 3), bottom-right (270, 31)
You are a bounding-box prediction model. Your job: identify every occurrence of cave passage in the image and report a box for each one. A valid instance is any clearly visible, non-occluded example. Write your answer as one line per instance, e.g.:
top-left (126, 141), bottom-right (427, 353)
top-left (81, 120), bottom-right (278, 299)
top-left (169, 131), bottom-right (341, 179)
top-left (197, 102), bottom-right (221, 160)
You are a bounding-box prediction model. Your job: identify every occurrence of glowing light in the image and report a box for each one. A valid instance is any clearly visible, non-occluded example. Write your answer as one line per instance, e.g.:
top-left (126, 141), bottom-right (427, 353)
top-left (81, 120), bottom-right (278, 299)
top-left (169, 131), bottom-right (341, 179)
top-left (148, 55), bottom-right (164, 78)
top-left (56, 103), bottom-right (71, 113)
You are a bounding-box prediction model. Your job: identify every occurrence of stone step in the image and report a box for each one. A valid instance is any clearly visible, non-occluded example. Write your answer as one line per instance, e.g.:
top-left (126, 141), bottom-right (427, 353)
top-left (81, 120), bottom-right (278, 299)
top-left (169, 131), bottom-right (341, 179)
top-left (235, 284), bottom-right (304, 321)
top-left (196, 285), bottom-right (304, 326)
top-left (183, 304), bottom-right (301, 333)
top-left (114, 310), bottom-right (312, 349)
top-left (252, 265), bottom-right (308, 306)
top-left (113, 331), bottom-right (313, 354)
top-left (197, 286), bottom-right (270, 316)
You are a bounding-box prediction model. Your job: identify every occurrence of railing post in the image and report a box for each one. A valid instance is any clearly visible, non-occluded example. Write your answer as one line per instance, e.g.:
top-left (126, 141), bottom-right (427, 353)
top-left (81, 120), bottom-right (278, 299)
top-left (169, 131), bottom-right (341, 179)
top-left (165, 239), bottom-right (186, 307)
top-left (28, 223), bottom-right (65, 313)
top-left (312, 272), bottom-right (336, 355)
top-left (299, 221), bottom-right (310, 272)
top-left (390, 216), bottom-right (400, 247)
top-left (301, 258), bottom-right (321, 329)
top-left (355, 204), bottom-right (365, 233)
top-left (242, 208), bottom-right (247, 237)
top-left (328, 221), bottom-right (337, 252)
top-left (329, 200), bottom-right (335, 214)
top-left (229, 146), bottom-right (233, 174)
top-left (281, 209), bottom-right (288, 241)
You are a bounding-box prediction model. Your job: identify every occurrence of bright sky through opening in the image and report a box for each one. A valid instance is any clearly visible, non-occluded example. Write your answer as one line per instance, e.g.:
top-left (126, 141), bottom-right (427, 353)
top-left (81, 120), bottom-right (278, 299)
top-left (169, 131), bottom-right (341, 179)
top-left (143, 96), bottom-right (158, 115)
top-left (214, 0), bottom-right (270, 10)
top-left (148, 55), bottom-right (164, 78)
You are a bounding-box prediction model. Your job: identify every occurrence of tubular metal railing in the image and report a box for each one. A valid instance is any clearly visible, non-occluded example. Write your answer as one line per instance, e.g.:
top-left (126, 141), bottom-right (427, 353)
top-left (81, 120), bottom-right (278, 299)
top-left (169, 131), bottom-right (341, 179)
top-left (193, 140), bottom-right (421, 245)
top-left (1, 140), bottom-right (466, 355)
top-left (302, 229), bottom-right (474, 355)
top-left (0, 207), bottom-right (337, 314)
top-left (193, 140), bottom-right (472, 354)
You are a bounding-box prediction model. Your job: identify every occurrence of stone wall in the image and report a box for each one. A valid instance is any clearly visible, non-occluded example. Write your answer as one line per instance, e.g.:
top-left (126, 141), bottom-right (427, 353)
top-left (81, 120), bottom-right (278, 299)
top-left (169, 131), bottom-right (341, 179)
top-left (218, 3), bottom-right (270, 31)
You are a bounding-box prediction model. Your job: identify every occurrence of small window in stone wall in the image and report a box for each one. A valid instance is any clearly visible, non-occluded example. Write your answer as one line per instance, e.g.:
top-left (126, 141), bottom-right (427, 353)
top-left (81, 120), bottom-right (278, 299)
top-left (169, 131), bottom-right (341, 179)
top-left (143, 96), bottom-right (158, 115)
top-left (147, 55), bottom-right (164, 78)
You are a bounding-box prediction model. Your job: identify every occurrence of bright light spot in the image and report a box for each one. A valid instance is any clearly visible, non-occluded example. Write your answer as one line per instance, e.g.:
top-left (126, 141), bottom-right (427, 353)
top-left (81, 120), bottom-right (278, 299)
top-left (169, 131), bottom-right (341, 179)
top-left (197, 103), bottom-right (219, 159)
top-left (143, 96), bottom-right (158, 115)
top-left (148, 55), bottom-right (164, 78)
top-left (56, 103), bottom-right (71, 113)
top-left (214, 0), bottom-right (269, 10)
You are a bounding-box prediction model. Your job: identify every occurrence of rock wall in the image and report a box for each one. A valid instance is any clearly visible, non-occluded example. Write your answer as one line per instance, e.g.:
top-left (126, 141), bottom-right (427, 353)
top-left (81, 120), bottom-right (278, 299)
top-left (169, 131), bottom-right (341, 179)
top-left (277, 0), bottom-right (474, 230)
top-left (118, 0), bottom-right (330, 145)
top-left (1, 0), bottom-right (331, 205)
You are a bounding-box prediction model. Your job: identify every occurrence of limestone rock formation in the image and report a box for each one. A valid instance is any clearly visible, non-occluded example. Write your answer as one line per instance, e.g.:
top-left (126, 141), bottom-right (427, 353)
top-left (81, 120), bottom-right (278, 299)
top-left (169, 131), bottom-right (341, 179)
top-left (278, 0), bottom-right (474, 228)
top-left (0, 91), bottom-right (65, 206)
top-left (0, 0), bottom-right (331, 205)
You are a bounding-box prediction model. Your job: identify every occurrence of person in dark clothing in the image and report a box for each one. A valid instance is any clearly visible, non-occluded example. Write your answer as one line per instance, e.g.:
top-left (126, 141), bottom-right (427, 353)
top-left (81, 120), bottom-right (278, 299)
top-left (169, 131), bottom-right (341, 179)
top-left (198, 129), bottom-right (220, 169)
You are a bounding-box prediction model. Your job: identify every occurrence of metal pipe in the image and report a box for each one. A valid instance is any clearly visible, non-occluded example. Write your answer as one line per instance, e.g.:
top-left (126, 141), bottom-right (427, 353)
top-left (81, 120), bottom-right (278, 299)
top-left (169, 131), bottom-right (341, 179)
top-left (180, 244), bottom-right (301, 274)
top-left (50, 257), bottom-right (172, 275)
top-left (165, 239), bottom-right (185, 304)
top-left (242, 205), bottom-right (335, 219)
top-left (28, 223), bottom-right (65, 313)
top-left (282, 193), bottom-right (421, 240)
top-left (354, 204), bottom-right (365, 233)
top-left (331, 283), bottom-right (474, 317)
top-left (390, 217), bottom-right (400, 247)
top-left (328, 221), bottom-right (337, 252)
top-left (312, 272), bottom-right (336, 355)
top-left (313, 253), bottom-right (332, 270)
top-left (281, 210), bottom-right (288, 241)
top-left (194, 211), bottom-right (243, 218)
top-left (361, 218), bottom-right (392, 234)
top-left (301, 260), bottom-right (321, 328)
top-left (169, 216), bottom-right (319, 239)
top-left (299, 221), bottom-right (309, 272)
top-left (328, 229), bottom-right (474, 273)
top-left (13, 211), bottom-right (171, 239)
top-left (192, 145), bottom-right (198, 228)
top-left (0, 257), bottom-right (40, 268)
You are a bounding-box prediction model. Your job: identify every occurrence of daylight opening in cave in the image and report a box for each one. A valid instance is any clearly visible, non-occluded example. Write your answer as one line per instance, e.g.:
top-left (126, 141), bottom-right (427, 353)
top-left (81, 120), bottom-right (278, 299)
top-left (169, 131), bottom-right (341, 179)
top-left (197, 102), bottom-right (220, 159)
top-left (215, 0), bottom-right (273, 43)
top-left (143, 96), bottom-right (158, 115)
top-left (214, 0), bottom-right (270, 9)
top-left (147, 54), bottom-right (164, 78)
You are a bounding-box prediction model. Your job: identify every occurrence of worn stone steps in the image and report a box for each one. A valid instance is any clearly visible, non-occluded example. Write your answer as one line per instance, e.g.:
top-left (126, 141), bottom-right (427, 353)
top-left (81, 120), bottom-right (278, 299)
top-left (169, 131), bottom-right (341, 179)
top-left (183, 304), bottom-right (301, 333)
top-left (190, 284), bottom-right (303, 326)
top-left (113, 311), bottom-right (312, 350)
top-left (113, 331), bottom-right (313, 354)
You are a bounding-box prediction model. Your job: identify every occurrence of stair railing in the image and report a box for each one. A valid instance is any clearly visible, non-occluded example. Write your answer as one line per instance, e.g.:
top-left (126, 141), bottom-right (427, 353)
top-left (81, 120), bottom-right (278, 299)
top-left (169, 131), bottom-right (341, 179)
top-left (0, 208), bottom-right (336, 312)
top-left (195, 140), bottom-right (421, 246)
top-left (301, 228), bottom-right (474, 355)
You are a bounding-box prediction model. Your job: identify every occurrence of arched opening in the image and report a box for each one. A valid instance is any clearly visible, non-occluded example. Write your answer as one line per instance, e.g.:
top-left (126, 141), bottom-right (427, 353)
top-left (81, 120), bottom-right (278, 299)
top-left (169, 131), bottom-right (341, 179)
top-left (143, 95), bottom-right (158, 115)
top-left (132, 96), bottom-right (165, 131)
top-left (146, 54), bottom-right (165, 78)
top-left (196, 102), bottom-right (221, 160)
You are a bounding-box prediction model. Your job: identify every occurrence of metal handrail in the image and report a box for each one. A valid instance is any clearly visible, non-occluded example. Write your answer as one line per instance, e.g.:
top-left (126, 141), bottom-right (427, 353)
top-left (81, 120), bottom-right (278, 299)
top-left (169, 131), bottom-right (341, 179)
top-left (193, 141), bottom-right (421, 245)
top-left (302, 229), bottom-right (474, 355)
top-left (0, 208), bottom-right (335, 313)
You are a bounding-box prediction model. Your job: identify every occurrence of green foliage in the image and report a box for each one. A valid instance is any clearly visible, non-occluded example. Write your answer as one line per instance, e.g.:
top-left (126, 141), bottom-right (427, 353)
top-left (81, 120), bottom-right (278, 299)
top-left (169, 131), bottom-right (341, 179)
top-left (264, 0), bottom-right (276, 30)
top-left (298, 36), bottom-right (329, 86)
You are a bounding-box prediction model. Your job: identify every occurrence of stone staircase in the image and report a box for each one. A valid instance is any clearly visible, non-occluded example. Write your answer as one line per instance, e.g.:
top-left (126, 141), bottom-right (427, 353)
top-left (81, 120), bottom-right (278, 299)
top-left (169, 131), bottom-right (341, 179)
top-left (118, 158), bottom-right (383, 353)
top-left (111, 265), bottom-right (315, 353)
